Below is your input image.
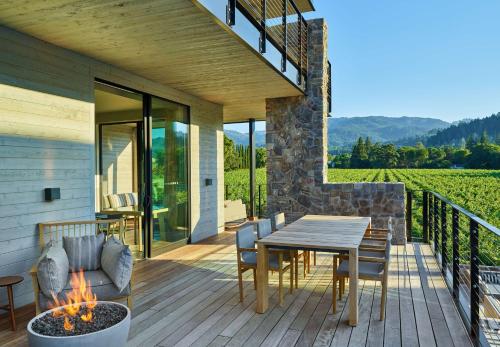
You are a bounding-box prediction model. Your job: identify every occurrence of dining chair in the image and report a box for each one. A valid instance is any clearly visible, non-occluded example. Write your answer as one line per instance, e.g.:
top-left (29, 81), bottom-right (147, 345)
top-left (361, 217), bottom-right (393, 250)
top-left (236, 224), bottom-right (292, 305)
top-left (271, 213), bottom-right (308, 286)
top-left (256, 219), bottom-right (294, 292)
top-left (336, 219), bottom-right (393, 298)
top-left (270, 212), bottom-right (284, 231)
top-left (332, 232), bottom-right (392, 320)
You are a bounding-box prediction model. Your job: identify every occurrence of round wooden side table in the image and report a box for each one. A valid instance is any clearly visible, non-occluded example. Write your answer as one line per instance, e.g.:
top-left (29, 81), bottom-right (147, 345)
top-left (0, 276), bottom-right (23, 331)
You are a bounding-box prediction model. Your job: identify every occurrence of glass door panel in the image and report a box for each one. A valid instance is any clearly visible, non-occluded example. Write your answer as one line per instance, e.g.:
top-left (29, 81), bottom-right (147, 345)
top-left (95, 82), bottom-right (145, 260)
top-left (150, 97), bottom-right (189, 255)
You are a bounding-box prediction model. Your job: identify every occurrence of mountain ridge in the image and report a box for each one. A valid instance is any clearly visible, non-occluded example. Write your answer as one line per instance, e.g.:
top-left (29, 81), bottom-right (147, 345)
top-left (224, 116), bottom-right (450, 148)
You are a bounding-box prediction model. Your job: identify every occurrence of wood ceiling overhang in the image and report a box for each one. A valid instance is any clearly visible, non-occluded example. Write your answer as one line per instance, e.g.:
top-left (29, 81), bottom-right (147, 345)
top-left (0, 0), bottom-right (307, 122)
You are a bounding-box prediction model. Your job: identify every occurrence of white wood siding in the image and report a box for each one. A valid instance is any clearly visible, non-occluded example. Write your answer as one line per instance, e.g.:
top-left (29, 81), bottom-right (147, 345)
top-left (100, 124), bottom-right (136, 198)
top-left (0, 25), bottom-right (224, 308)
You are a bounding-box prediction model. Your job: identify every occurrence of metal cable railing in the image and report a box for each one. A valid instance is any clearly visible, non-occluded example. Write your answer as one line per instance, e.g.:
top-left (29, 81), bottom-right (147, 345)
top-left (227, 0), bottom-right (308, 85)
top-left (408, 190), bottom-right (500, 346)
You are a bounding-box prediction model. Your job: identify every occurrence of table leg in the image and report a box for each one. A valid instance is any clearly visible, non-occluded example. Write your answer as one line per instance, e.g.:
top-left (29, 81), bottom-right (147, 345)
top-left (7, 285), bottom-right (16, 331)
top-left (256, 242), bottom-right (269, 313)
top-left (134, 216), bottom-right (138, 245)
top-left (349, 248), bottom-right (358, 326)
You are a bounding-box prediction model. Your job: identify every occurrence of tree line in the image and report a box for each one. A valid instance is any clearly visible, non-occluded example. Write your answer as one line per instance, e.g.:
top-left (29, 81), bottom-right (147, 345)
top-left (332, 132), bottom-right (500, 169)
top-left (224, 135), bottom-right (266, 171)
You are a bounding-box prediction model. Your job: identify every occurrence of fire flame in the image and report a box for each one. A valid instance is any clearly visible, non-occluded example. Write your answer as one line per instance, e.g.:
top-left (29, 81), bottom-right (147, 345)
top-left (64, 316), bottom-right (74, 331)
top-left (49, 269), bottom-right (97, 331)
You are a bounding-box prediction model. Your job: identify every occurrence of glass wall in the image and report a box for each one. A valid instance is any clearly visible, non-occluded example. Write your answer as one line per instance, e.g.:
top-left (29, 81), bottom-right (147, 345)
top-left (150, 96), bottom-right (189, 256)
top-left (95, 81), bottom-right (190, 259)
top-left (95, 82), bottom-right (145, 259)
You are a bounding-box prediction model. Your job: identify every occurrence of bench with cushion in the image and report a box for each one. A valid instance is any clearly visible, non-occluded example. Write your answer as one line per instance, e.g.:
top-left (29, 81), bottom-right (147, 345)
top-left (31, 220), bottom-right (133, 314)
top-left (224, 199), bottom-right (248, 230)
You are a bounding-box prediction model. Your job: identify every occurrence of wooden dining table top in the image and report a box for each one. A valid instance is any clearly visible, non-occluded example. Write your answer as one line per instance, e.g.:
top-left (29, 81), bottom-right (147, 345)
top-left (257, 215), bottom-right (371, 251)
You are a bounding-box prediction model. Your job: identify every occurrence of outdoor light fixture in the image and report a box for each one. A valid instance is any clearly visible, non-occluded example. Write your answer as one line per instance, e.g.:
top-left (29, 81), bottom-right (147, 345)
top-left (44, 188), bottom-right (60, 201)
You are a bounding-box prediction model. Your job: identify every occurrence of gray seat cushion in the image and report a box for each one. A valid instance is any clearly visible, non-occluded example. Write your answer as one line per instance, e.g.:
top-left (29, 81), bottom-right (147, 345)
top-left (37, 241), bottom-right (69, 297)
top-left (101, 237), bottom-right (133, 292)
top-left (38, 270), bottom-right (131, 311)
top-left (63, 233), bottom-right (105, 271)
top-left (241, 251), bottom-right (280, 269)
top-left (337, 260), bottom-right (384, 278)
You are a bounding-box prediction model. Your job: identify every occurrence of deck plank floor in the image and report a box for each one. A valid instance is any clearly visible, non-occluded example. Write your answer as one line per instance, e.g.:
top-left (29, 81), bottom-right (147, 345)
top-left (0, 232), bottom-right (473, 347)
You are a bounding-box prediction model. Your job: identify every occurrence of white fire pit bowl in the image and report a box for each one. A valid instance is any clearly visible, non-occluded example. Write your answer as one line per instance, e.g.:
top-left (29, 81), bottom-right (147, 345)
top-left (27, 301), bottom-right (130, 347)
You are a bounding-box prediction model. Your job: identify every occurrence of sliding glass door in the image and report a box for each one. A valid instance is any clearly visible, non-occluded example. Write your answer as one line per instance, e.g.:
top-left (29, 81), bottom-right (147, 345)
top-left (95, 81), bottom-right (189, 259)
top-left (149, 97), bottom-right (190, 256)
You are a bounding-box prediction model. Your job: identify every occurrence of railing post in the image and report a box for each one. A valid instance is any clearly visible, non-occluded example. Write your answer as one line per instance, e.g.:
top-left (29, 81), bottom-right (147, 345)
top-left (297, 15), bottom-right (302, 85)
top-left (281, 0), bottom-right (287, 72)
top-left (433, 195), bottom-right (439, 254)
top-left (406, 190), bottom-right (412, 242)
top-left (469, 219), bottom-right (479, 339)
top-left (429, 194), bottom-right (433, 244)
top-left (226, 0), bottom-right (236, 26)
top-left (441, 200), bottom-right (447, 274)
top-left (423, 191), bottom-right (429, 243)
top-left (452, 208), bottom-right (459, 299)
top-left (259, 0), bottom-right (266, 53)
top-left (258, 185), bottom-right (262, 217)
top-left (249, 119), bottom-right (256, 219)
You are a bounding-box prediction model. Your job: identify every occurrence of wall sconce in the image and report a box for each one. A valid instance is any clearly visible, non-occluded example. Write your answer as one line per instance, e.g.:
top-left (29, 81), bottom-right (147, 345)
top-left (205, 179), bottom-right (213, 186)
top-left (44, 188), bottom-right (60, 201)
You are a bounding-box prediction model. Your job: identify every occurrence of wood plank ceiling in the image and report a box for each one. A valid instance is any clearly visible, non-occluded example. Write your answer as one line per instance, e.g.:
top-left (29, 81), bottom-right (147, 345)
top-left (0, 0), bottom-right (309, 122)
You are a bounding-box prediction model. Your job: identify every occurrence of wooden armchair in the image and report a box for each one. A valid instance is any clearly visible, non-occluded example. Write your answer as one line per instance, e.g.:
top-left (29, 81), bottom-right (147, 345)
top-left (31, 219), bottom-right (131, 314)
top-left (332, 232), bottom-right (392, 320)
top-left (236, 225), bottom-right (293, 305)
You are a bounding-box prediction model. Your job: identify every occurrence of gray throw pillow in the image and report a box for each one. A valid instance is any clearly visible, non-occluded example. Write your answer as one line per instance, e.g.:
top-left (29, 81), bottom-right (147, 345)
top-left (37, 241), bottom-right (69, 297)
top-left (63, 233), bottom-right (105, 271)
top-left (101, 237), bottom-right (133, 292)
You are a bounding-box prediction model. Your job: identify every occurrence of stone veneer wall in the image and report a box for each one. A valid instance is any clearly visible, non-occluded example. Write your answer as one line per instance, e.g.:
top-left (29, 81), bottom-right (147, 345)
top-left (266, 19), bottom-right (406, 244)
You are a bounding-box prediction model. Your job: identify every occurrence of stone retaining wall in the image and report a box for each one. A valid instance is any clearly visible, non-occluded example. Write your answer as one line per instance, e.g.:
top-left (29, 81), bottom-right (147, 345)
top-left (265, 19), bottom-right (406, 244)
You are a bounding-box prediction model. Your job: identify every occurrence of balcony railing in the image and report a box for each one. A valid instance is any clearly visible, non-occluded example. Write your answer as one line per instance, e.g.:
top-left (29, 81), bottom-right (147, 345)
top-left (407, 190), bottom-right (500, 346)
top-left (227, 0), bottom-right (308, 86)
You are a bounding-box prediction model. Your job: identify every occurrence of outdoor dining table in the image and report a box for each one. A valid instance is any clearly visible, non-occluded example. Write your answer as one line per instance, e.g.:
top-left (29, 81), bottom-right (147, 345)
top-left (255, 215), bottom-right (371, 326)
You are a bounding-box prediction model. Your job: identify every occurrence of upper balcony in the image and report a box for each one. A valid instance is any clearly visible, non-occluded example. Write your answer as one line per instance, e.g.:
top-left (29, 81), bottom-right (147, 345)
top-left (198, 0), bottom-right (315, 91)
top-left (0, 0), bottom-right (316, 122)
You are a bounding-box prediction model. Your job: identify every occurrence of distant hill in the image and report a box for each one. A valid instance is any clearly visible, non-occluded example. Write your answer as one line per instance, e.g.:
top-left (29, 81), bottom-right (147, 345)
top-left (224, 116), bottom-right (449, 149)
top-left (424, 113), bottom-right (500, 146)
top-left (224, 129), bottom-right (266, 147)
top-left (327, 116), bottom-right (449, 147)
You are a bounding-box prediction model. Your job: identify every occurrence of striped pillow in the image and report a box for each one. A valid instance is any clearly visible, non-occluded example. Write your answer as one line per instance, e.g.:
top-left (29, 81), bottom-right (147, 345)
top-left (63, 233), bottom-right (105, 271)
top-left (107, 194), bottom-right (125, 208)
top-left (102, 195), bottom-right (111, 209)
top-left (124, 192), bottom-right (138, 207)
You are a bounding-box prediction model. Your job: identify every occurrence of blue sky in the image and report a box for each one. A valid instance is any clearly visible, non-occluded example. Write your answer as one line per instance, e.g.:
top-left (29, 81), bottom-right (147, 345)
top-left (226, 0), bottom-right (499, 133)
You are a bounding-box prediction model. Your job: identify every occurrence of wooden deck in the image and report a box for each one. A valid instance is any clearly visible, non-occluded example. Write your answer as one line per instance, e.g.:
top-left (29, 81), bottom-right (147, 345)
top-left (0, 232), bottom-right (473, 347)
